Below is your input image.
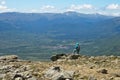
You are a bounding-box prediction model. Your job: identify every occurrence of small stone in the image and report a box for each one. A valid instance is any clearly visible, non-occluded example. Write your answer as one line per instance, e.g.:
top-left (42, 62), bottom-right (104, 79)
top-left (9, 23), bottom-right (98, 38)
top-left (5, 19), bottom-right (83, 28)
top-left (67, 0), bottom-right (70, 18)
top-left (89, 66), bottom-right (93, 69)
top-left (15, 77), bottom-right (23, 80)
top-left (27, 77), bottom-right (37, 80)
top-left (97, 69), bottom-right (108, 74)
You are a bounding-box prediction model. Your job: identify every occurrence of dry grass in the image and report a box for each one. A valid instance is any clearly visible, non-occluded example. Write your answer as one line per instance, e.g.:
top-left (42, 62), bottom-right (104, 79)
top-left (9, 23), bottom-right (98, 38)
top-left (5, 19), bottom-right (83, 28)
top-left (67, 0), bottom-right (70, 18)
top-left (2, 56), bottom-right (120, 80)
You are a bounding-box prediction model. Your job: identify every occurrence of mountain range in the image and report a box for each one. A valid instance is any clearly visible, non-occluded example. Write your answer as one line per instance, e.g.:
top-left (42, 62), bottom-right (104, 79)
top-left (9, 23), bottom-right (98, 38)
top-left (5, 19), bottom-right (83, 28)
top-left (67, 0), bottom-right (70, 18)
top-left (0, 12), bottom-right (120, 60)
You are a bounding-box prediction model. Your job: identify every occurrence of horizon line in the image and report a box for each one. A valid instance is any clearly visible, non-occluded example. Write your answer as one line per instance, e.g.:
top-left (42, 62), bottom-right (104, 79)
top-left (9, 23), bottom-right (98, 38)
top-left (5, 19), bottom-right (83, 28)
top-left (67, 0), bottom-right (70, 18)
top-left (0, 11), bottom-right (118, 17)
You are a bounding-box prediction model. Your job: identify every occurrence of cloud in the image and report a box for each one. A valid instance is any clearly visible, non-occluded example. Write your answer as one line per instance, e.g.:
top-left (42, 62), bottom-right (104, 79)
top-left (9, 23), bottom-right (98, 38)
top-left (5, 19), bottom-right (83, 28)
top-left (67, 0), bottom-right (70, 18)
top-left (67, 4), bottom-right (94, 11)
top-left (0, 0), bottom-right (16, 12)
top-left (0, 0), bottom-right (8, 11)
top-left (41, 5), bottom-right (55, 10)
top-left (100, 4), bottom-right (120, 16)
top-left (40, 5), bottom-right (56, 12)
top-left (1, 1), bottom-right (5, 5)
top-left (98, 12), bottom-right (120, 16)
top-left (0, 5), bottom-right (16, 12)
top-left (96, 9), bottom-right (120, 16)
top-left (0, 0), bottom-right (6, 5)
top-left (30, 9), bottom-right (38, 13)
top-left (39, 5), bottom-right (59, 13)
top-left (106, 4), bottom-right (120, 10)
top-left (0, 5), bottom-right (7, 10)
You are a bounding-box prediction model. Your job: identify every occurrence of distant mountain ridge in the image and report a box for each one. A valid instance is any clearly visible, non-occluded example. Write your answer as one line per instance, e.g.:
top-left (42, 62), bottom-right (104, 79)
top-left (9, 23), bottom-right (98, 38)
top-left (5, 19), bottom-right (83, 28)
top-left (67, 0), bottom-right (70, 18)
top-left (0, 12), bottom-right (116, 36)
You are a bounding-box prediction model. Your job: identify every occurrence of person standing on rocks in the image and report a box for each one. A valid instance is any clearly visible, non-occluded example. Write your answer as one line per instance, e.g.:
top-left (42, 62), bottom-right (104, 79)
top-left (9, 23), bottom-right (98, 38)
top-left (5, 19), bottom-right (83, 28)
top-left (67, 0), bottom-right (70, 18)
top-left (73, 43), bottom-right (80, 54)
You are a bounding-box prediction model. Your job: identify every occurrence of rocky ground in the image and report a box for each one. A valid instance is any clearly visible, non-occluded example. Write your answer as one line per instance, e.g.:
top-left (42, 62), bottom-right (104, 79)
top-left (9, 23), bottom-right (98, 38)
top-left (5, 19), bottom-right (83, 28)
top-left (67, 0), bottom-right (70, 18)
top-left (0, 54), bottom-right (120, 80)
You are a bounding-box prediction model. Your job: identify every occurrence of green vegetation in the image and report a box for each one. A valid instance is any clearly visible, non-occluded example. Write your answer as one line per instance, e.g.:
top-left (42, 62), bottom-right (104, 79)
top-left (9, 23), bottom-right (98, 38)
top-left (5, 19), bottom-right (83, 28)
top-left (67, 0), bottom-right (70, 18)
top-left (0, 30), bottom-right (120, 61)
top-left (0, 31), bottom-right (73, 60)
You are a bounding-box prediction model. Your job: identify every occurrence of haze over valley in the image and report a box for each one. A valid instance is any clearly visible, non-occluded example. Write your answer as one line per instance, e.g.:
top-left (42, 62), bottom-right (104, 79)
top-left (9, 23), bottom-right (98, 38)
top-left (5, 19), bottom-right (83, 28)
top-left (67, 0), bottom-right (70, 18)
top-left (0, 12), bottom-right (120, 60)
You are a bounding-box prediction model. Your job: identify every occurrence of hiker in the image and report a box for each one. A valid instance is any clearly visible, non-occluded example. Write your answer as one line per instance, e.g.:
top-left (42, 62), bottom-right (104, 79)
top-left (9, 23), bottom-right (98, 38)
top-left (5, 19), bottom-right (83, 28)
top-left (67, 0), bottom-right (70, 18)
top-left (73, 43), bottom-right (80, 54)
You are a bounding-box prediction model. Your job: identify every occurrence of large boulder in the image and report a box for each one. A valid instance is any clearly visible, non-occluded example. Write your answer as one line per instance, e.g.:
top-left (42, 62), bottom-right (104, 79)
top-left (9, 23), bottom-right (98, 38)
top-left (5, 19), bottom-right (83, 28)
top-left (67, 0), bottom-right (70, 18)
top-left (44, 66), bottom-right (74, 80)
top-left (51, 54), bottom-right (67, 61)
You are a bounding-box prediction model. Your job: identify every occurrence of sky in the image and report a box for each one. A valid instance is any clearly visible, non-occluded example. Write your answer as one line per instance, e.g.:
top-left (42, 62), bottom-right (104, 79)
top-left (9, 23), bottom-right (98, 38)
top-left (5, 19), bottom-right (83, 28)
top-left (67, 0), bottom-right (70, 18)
top-left (0, 0), bottom-right (120, 16)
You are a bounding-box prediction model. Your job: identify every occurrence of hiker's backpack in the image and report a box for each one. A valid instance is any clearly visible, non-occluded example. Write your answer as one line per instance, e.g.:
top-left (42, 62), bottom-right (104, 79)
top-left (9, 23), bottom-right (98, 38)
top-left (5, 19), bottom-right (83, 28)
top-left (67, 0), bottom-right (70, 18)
top-left (75, 44), bottom-right (80, 50)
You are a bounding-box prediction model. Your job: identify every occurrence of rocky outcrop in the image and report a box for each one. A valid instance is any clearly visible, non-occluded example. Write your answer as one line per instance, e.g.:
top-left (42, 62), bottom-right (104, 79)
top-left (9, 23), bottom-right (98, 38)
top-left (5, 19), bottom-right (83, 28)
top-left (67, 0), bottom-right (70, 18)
top-left (51, 54), bottom-right (81, 61)
top-left (44, 66), bottom-right (74, 80)
top-left (0, 55), bottom-right (120, 80)
top-left (3, 71), bottom-right (36, 80)
top-left (0, 55), bottom-right (18, 62)
top-left (0, 55), bottom-right (37, 80)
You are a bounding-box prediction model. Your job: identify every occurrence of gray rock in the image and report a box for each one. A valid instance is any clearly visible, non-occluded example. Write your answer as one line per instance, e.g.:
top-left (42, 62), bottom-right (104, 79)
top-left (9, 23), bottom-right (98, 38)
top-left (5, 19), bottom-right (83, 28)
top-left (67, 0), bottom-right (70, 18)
top-left (69, 54), bottom-right (80, 59)
top-left (0, 65), bottom-right (16, 74)
top-left (51, 54), bottom-right (67, 61)
top-left (14, 77), bottom-right (23, 80)
top-left (0, 55), bottom-right (18, 62)
top-left (27, 77), bottom-right (37, 80)
top-left (14, 65), bottom-right (30, 73)
top-left (53, 71), bottom-right (74, 80)
top-left (51, 54), bottom-right (81, 61)
top-left (13, 71), bottom-right (32, 79)
top-left (0, 74), bottom-right (5, 79)
top-left (44, 66), bottom-right (74, 80)
top-left (3, 70), bottom-right (35, 80)
top-left (8, 71), bottom-right (33, 80)
top-left (51, 55), bottom-right (58, 61)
